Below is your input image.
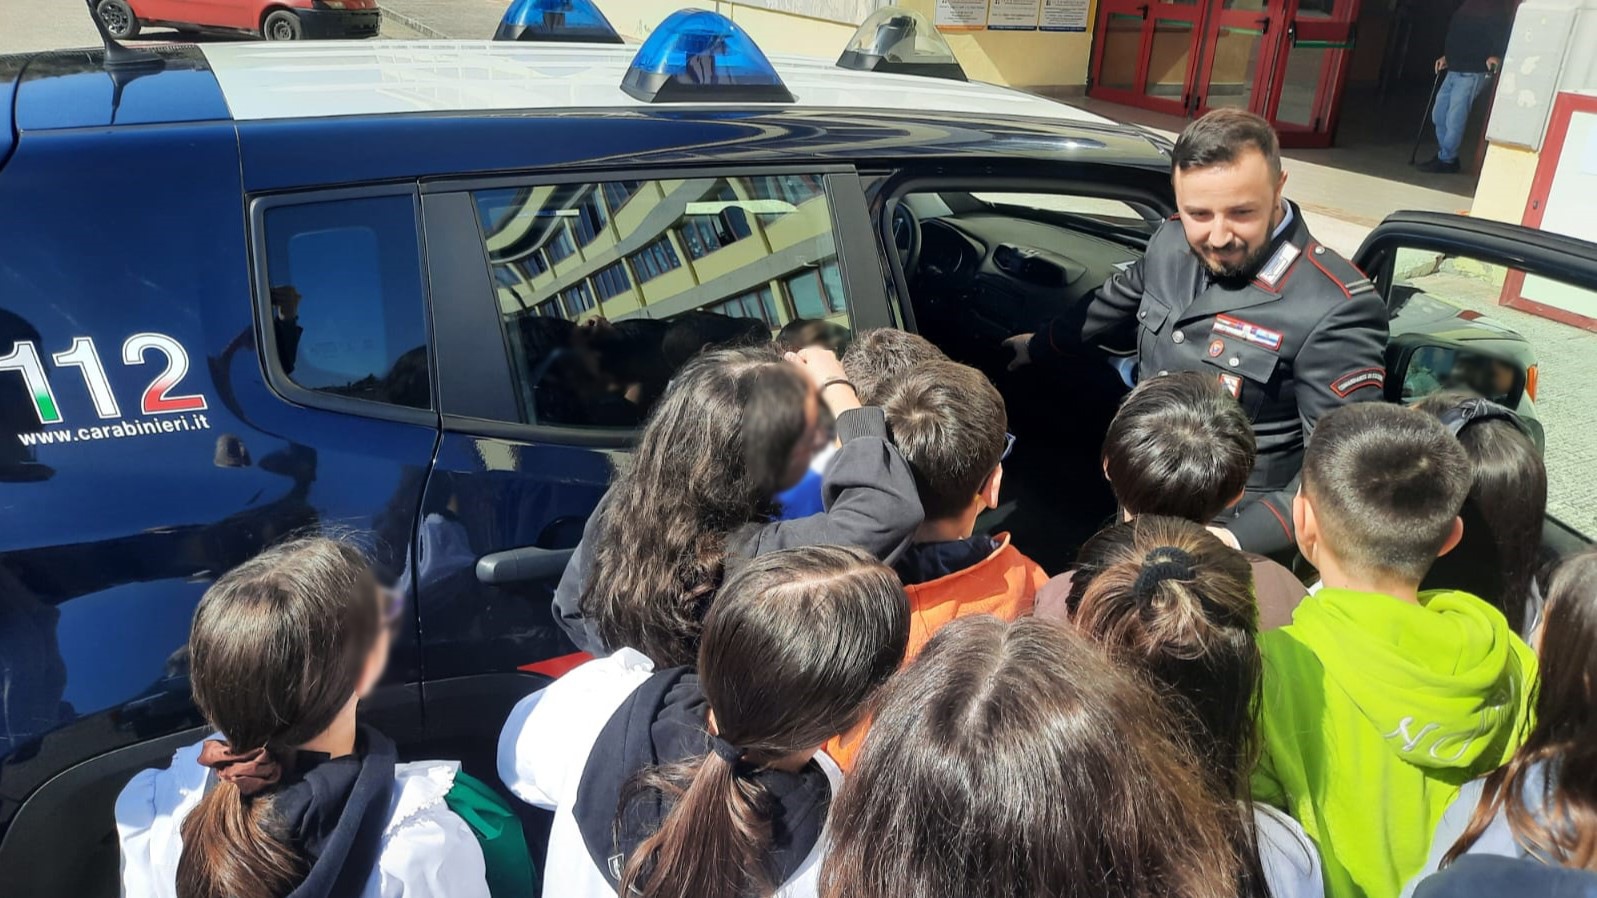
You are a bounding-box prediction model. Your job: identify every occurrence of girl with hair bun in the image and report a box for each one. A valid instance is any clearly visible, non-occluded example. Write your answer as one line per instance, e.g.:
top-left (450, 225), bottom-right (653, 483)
top-left (1069, 515), bottom-right (1324, 898)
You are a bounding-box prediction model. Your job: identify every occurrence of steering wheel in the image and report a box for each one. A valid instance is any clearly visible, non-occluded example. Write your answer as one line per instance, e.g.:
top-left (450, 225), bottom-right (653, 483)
top-left (890, 201), bottom-right (922, 280)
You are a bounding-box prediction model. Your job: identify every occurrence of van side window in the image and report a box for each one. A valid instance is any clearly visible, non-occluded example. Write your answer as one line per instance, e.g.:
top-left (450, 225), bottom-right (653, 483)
top-left (473, 175), bottom-right (851, 428)
top-left (261, 195), bottom-right (432, 411)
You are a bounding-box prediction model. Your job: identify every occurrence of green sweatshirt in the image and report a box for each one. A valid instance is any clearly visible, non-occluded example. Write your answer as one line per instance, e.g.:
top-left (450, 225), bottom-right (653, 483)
top-left (1253, 587), bottom-right (1537, 898)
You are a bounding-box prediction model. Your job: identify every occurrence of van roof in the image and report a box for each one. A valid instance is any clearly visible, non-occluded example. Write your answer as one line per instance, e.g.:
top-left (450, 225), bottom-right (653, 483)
top-left (195, 40), bottom-right (1116, 125)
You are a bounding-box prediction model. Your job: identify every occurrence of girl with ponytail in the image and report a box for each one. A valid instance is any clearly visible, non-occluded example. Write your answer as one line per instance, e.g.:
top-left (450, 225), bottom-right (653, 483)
top-left (116, 537), bottom-right (491, 898)
top-left (500, 545), bottom-right (909, 898)
top-left (1068, 515), bottom-right (1324, 898)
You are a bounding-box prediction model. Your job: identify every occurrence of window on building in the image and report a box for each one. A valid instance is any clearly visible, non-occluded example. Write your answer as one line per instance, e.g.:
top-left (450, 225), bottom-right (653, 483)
top-left (603, 180), bottom-right (645, 213)
top-left (261, 194), bottom-right (431, 411)
top-left (632, 237), bottom-right (682, 282)
top-left (593, 261), bottom-right (632, 301)
top-left (545, 225), bottom-right (577, 264)
top-left (570, 187), bottom-right (608, 247)
top-left (470, 173), bottom-right (851, 428)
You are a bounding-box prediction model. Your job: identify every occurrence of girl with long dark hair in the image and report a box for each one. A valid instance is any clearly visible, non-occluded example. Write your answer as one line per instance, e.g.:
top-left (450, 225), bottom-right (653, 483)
top-left (1416, 391), bottom-right (1549, 637)
top-left (502, 545), bottom-right (909, 898)
top-left (1068, 516), bottom-right (1323, 898)
top-left (553, 344), bottom-right (921, 667)
top-left (820, 614), bottom-right (1244, 898)
top-left (1402, 546), bottom-right (1597, 896)
top-left (116, 537), bottom-right (491, 898)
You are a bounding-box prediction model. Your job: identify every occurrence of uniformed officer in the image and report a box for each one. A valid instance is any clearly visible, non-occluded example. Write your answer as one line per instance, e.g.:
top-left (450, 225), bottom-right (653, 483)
top-left (1004, 109), bottom-right (1388, 557)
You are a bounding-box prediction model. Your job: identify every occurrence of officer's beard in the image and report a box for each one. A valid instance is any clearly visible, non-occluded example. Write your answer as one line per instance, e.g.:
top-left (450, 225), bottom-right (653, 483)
top-left (1198, 238), bottom-right (1274, 285)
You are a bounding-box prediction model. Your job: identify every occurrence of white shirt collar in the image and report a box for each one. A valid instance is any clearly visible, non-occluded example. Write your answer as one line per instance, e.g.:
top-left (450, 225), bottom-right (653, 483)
top-left (1272, 200), bottom-right (1295, 241)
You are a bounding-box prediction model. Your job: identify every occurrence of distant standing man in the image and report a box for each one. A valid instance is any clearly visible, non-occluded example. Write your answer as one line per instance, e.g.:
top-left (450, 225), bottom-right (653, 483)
top-left (1004, 110), bottom-right (1388, 558)
top-left (1418, 0), bottom-right (1511, 174)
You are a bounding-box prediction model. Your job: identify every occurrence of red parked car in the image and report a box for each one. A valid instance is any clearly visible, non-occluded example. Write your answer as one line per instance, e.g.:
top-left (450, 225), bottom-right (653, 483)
top-left (95, 0), bottom-right (381, 40)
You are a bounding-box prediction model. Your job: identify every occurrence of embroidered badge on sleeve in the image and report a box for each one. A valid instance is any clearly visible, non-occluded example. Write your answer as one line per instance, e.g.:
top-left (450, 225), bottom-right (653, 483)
top-left (1329, 367), bottom-right (1385, 397)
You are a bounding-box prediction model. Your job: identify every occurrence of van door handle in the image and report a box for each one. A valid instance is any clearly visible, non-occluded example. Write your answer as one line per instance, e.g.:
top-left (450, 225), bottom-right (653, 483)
top-left (476, 546), bottom-right (577, 584)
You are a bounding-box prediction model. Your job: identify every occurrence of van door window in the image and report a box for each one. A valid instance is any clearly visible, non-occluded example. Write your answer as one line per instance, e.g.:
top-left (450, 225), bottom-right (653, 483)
top-left (261, 194), bottom-right (432, 411)
top-left (472, 175), bottom-right (852, 428)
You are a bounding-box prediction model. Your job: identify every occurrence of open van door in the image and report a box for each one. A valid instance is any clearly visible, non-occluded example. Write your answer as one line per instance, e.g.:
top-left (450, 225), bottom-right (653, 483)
top-left (1352, 210), bottom-right (1597, 558)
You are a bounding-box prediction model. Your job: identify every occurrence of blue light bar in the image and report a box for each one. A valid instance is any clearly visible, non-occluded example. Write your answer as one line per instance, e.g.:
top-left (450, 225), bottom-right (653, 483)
top-left (495, 0), bottom-right (623, 43)
top-left (621, 10), bottom-right (794, 104)
top-left (838, 6), bottom-right (967, 81)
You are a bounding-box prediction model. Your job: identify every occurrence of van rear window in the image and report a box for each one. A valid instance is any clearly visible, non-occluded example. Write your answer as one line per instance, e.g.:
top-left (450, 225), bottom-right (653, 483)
top-left (261, 195), bottom-right (432, 411)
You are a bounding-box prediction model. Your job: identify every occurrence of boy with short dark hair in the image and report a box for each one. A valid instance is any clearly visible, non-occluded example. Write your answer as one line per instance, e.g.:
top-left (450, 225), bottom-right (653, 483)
top-left (840, 328), bottom-right (948, 406)
top-left (1255, 402), bottom-right (1537, 898)
top-left (1034, 372), bottom-right (1308, 627)
top-left (825, 359), bottom-right (1046, 768)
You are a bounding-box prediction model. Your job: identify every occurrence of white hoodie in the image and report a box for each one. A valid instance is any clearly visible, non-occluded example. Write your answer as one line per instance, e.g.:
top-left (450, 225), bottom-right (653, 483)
top-left (115, 739), bottom-right (490, 898)
top-left (497, 649), bottom-right (841, 898)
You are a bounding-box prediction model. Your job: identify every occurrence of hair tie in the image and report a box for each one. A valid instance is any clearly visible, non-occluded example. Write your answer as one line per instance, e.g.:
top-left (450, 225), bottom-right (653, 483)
top-left (706, 734), bottom-right (745, 765)
top-left (1133, 547), bottom-right (1197, 601)
top-left (197, 739), bottom-right (282, 797)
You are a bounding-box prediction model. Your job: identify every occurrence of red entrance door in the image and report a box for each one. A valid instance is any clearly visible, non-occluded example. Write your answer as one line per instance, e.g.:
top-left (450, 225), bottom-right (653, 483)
top-left (1089, 0), bottom-right (1361, 147)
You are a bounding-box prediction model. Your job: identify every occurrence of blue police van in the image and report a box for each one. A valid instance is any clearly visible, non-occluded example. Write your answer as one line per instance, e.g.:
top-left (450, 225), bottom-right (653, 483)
top-left (3, 7), bottom-right (1596, 893)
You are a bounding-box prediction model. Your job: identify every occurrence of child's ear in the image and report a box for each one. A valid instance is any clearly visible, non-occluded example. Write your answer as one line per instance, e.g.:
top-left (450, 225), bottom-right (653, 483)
top-left (1437, 516), bottom-right (1465, 558)
top-left (980, 464), bottom-right (1004, 510)
top-left (1226, 487), bottom-right (1246, 510)
top-left (1293, 490), bottom-right (1316, 561)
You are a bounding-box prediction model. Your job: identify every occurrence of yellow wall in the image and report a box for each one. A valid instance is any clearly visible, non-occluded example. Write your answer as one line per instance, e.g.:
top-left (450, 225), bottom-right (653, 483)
top-left (1470, 142), bottom-right (1540, 225)
top-left (600, 0), bottom-right (1098, 90)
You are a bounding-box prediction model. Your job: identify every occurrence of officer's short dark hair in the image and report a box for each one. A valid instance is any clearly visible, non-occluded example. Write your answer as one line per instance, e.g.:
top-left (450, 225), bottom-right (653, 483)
top-left (879, 361), bottom-right (1007, 520)
top-left (841, 328), bottom-right (948, 406)
top-left (1103, 372), bottom-right (1256, 523)
top-left (1172, 109), bottom-right (1283, 177)
top-left (1302, 403), bottom-right (1473, 582)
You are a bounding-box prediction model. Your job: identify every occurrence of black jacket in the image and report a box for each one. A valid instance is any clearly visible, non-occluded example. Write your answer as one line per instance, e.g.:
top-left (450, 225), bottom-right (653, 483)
top-left (280, 726), bottom-right (398, 898)
top-left (1029, 202), bottom-right (1389, 555)
top-left (1444, 0), bottom-right (1511, 73)
top-left (572, 668), bottom-right (832, 889)
top-left (552, 406), bottom-right (923, 655)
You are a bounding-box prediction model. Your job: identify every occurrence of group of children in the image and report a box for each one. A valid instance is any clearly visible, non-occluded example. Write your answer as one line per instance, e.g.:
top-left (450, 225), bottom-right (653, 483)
top-left (114, 327), bottom-right (1595, 898)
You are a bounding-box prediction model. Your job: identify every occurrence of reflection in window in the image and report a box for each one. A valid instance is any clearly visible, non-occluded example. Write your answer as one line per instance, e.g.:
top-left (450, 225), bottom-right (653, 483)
top-left (632, 237), bottom-right (682, 282)
top-left (594, 262), bottom-right (631, 301)
top-left (262, 194), bottom-right (431, 410)
top-left (546, 225), bottom-right (577, 264)
top-left (710, 287), bottom-right (781, 327)
top-left (603, 180), bottom-right (644, 212)
top-left (470, 174), bottom-right (849, 428)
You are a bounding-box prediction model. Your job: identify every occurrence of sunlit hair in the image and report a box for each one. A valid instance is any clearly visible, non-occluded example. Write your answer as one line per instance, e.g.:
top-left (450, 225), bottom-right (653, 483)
top-left (1070, 516), bottom-right (1270, 897)
top-left (618, 546), bottom-right (909, 898)
top-left (1444, 547), bottom-right (1597, 870)
top-left (177, 538), bottom-right (382, 898)
top-left (821, 615), bottom-right (1243, 898)
top-left (582, 345), bottom-right (813, 666)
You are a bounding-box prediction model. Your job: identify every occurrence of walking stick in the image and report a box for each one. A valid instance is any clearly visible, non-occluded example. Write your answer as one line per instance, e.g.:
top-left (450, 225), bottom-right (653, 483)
top-left (1410, 68), bottom-right (1445, 165)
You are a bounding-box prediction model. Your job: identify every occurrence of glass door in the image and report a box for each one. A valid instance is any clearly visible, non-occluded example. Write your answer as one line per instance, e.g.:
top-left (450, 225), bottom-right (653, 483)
top-left (1089, 0), bottom-right (1209, 117)
top-left (1262, 0), bottom-right (1361, 146)
top-left (1189, 0), bottom-right (1280, 117)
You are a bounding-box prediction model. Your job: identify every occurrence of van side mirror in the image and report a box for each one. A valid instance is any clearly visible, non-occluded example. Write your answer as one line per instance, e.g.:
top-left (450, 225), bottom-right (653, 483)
top-left (1387, 337), bottom-right (1526, 409)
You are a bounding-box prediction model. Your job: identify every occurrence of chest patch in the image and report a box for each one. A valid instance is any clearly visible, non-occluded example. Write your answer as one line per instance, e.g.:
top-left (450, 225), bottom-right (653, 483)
top-left (1208, 338), bottom-right (1225, 358)
top-left (1212, 314), bottom-right (1284, 351)
top-left (1219, 372), bottom-right (1243, 399)
top-left (1257, 240), bottom-right (1301, 287)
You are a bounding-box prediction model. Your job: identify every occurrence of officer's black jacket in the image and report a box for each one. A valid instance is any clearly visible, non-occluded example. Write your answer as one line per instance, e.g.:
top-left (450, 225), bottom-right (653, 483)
top-left (1029, 201), bottom-right (1389, 556)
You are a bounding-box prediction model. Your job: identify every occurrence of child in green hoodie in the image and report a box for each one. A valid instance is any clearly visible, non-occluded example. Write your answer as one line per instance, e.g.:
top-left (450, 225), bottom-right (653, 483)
top-left (1253, 403), bottom-right (1538, 898)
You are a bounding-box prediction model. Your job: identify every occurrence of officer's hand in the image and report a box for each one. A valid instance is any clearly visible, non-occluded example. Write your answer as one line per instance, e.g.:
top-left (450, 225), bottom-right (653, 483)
top-left (1206, 525), bottom-right (1242, 551)
top-left (1486, 56), bottom-right (1501, 73)
top-left (1434, 55), bottom-right (1447, 73)
top-left (1003, 334), bottom-right (1034, 371)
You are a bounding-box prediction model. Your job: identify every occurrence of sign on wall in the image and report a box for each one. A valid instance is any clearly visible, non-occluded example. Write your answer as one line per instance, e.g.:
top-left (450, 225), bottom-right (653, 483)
top-left (988, 0), bottom-right (1041, 30)
top-left (1040, 0), bottom-right (1089, 30)
top-left (935, 0), bottom-right (990, 31)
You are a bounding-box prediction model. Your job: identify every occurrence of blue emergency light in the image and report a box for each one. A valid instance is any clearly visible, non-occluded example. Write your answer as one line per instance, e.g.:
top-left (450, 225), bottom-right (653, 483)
top-left (621, 10), bottom-right (795, 104)
top-left (495, 0), bottom-right (623, 43)
top-left (838, 7), bottom-right (967, 81)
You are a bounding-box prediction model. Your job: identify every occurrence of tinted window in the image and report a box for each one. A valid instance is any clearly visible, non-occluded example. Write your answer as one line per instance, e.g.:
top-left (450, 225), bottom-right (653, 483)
top-left (475, 174), bottom-right (852, 428)
top-left (262, 195), bottom-right (431, 410)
